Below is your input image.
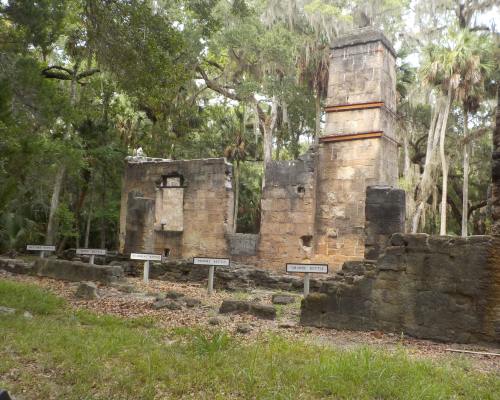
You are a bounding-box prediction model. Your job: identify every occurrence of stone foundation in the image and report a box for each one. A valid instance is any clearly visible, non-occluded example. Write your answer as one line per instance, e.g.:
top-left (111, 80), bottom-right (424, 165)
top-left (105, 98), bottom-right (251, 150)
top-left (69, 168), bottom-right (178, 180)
top-left (0, 258), bottom-right (124, 284)
top-left (301, 234), bottom-right (500, 344)
top-left (149, 261), bottom-right (320, 292)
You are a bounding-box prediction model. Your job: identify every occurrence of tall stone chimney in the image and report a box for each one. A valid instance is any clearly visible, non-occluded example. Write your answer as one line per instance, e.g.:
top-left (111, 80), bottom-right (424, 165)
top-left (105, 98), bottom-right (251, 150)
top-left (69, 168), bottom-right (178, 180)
top-left (313, 28), bottom-right (399, 269)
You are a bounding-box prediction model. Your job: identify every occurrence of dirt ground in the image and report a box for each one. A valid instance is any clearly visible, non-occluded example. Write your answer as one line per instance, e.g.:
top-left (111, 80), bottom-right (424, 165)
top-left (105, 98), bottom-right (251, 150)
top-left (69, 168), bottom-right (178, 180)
top-left (1, 270), bottom-right (499, 374)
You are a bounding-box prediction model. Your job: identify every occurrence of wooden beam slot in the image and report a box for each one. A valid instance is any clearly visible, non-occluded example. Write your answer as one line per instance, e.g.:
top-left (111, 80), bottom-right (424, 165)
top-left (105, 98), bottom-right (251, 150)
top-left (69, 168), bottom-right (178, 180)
top-left (324, 101), bottom-right (384, 113)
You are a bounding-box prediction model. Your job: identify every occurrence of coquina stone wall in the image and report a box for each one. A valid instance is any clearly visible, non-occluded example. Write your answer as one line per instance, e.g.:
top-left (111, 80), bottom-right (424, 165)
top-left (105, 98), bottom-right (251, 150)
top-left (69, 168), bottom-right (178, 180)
top-left (257, 150), bottom-right (317, 268)
top-left (119, 157), bottom-right (234, 258)
top-left (364, 186), bottom-right (406, 260)
top-left (301, 234), bottom-right (500, 344)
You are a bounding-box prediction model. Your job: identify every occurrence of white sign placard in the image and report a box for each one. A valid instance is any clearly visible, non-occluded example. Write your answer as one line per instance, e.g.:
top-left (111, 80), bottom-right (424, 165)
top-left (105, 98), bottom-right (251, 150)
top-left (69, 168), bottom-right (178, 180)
top-left (130, 253), bottom-right (162, 261)
top-left (76, 248), bottom-right (107, 256)
top-left (27, 245), bottom-right (56, 252)
top-left (286, 263), bottom-right (328, 274)
top-left (193, 257), bottom-right (230, 266)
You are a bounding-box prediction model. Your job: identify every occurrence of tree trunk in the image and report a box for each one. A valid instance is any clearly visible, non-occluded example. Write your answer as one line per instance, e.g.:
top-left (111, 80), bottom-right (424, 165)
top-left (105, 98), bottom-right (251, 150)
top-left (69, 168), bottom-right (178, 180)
top-left (233, 160), bottom-right (240, 233)
top-left (439, 88), bottom-right (453, 235)
top-left (45, 74), bottom-right (78, 246)
top-left (262, 97), bottom-right (278, 189)
top-left (264, 99), bottom-right (277, 165)
top-left (84, 206), bottom-right (92, 248)
top-left (461, 107), bottom-right (470, 237)
top-left (100, 180), bottom-right (106, 249)
top-left (84, 186), bottom-right (94, 248)
top-left (45, 166), bottom-right (66, 245)
top-left (411, 98), bottom-right (443, 233)
top-left (492, 84), bottom-right (500, 235)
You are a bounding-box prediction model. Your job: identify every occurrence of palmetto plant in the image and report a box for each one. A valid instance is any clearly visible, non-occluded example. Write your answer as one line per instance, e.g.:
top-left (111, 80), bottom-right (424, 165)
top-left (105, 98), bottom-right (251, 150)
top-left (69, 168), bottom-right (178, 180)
top-left (0, 212), bottom-right (40, 252)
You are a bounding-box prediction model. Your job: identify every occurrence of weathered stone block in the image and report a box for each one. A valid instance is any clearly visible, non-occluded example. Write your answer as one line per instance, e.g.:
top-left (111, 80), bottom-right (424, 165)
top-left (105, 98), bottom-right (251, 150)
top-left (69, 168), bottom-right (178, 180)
top-left (219, 300), bottom-right (251, 314)
top-left (249, 304), bottom-right (277, 320)
top-left (272, 294), bottom-right (296, 305)
top-left (75, 281), bottom-right (100, 299)
top-left (35, 259), bottom-right (124, 284)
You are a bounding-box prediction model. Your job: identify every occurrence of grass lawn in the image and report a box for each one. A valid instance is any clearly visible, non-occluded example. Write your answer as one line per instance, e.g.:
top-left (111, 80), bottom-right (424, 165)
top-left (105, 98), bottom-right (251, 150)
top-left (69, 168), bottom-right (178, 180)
top-left (0, 280), bottom-right (499, 399)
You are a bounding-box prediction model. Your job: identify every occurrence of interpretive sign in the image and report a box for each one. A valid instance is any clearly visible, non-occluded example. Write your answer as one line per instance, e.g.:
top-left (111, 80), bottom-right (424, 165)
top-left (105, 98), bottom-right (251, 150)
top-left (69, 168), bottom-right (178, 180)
top-left (130, 253), bottom-right (162, 261)
top-left (193, 257), bottom-right (230, 267)
top-left (76, 248), bottom-right (107, 256)
top-left (26, 245), bottom-right (56, 258)
top-left (193, 257), bottom-right (230, 294)
top-left (27, 245), bottom-right (56, 252)
top-left (130, 253), bottom-right (162, 283)
top-left (286, 263), bottom-right (329, 296)
top-left (76, 248), bottom-right (106, 264)
top-left (286, 263), bottom-right (328, 274)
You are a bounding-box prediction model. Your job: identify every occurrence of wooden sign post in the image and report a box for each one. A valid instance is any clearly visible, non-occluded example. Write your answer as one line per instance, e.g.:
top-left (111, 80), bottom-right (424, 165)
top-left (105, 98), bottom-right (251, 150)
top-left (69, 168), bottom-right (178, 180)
top-left (193, 257), bottom-right (230, 295)
top-left (26, 245), bottom-right (56, 259)
top-left (286, 263), bottom-right (328, 296)
top-left (130, 253), bottom-right (162, 283)
top-left (76, 248), bottom-right (107, 265)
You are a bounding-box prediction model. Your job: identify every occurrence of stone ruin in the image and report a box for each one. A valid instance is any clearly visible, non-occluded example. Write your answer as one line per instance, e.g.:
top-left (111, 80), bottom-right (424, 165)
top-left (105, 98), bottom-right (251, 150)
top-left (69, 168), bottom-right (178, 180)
top-left (2, 29), bottom-right (497, 345)
top-left (119, 29), bottom-right (400, 272)
top-left (115, 28), bottom-right (500, 344)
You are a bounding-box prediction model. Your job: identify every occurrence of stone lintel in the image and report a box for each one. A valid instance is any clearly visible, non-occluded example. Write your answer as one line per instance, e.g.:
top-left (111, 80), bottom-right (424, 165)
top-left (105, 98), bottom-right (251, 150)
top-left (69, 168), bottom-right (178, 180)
top-left (330, 28), bottom-right (396, 58)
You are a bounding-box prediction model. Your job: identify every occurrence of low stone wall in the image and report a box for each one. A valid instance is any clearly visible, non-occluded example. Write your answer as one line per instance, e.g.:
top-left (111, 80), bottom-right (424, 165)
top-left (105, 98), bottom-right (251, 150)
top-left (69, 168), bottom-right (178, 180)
top-left (301, 234), bottom-right (500, 344)
top-left (149, 261), bottom-right (320, 292)
top-left (0, 257), bottom-right (124, 284)
top-left (35, 259), bottom-right (124, 284)
top-left (0, 258), bottom-right (35, 275)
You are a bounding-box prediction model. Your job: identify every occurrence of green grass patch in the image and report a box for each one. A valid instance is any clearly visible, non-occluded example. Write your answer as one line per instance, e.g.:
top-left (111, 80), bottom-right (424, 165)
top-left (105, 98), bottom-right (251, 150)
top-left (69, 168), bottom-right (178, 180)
top-left (0, 280), bottom-right (65, 315)
top-left (1, 281), bottom-right (498, 399)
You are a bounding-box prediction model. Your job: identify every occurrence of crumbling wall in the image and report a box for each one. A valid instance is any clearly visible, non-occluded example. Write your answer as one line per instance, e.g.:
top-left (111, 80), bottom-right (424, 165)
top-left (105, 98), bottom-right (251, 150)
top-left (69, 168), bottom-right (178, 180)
top-left (364, 186), bottom-right (405, 260)
top-left (124, 191), bottom-right (155, 253)
top-left (148, 260), bottom-right (321, 292)
top-left (301, 234), bottom-right (500, 344)
top-left (119, 157), bottom-right (233, 259)
top-left (257, 150), bottom-right (316, 270)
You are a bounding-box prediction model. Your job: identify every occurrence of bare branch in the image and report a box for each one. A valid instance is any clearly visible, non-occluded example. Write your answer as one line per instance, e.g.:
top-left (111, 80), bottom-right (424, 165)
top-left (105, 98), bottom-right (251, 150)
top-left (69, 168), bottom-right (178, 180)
top-left (468, 200), bottom-right (488, 217)
top-left (195, 65), bottom-right (241, 102)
